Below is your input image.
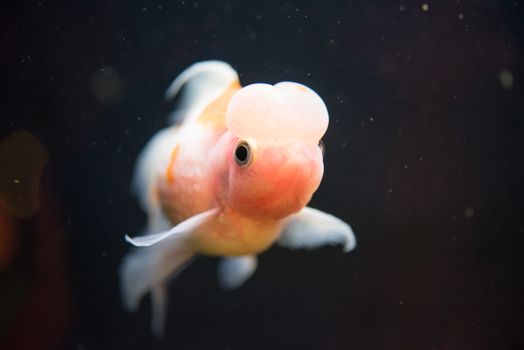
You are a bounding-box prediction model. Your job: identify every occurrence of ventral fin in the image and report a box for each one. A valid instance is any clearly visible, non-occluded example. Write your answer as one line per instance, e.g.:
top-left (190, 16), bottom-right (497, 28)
top-left (217, 255), bottom-right (258, 290)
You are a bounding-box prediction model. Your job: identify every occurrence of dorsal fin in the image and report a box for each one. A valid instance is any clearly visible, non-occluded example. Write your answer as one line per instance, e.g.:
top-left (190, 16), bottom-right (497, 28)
top-left (165, 60), bottom-right (239, 124)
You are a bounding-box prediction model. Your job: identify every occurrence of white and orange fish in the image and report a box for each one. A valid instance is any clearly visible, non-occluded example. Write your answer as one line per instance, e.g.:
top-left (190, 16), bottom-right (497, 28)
top-left (120, 61), bottom-right (356, 335)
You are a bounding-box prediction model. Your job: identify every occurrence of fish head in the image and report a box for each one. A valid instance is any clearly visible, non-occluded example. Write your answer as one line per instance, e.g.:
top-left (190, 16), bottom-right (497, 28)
top-left (221, 82), bottom-right (329, 220)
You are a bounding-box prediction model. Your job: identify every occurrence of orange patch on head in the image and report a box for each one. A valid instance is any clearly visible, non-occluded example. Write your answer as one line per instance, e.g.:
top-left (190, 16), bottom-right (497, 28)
top-left (165, 145), bottom-right (180, 184)
top-left (197, 81), bottom-right (241, 129)
top-left (295, 85), bottom-right (307, 92)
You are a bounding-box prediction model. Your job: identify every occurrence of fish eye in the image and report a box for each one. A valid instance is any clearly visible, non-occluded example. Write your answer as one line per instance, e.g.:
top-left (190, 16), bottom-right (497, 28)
top-left (318, 139), bottom-right (325, 156)
top-left (234, 140), bottom-right (252, 167)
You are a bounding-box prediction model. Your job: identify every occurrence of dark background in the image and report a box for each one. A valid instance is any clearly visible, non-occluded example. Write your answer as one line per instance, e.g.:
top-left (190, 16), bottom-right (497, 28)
top-left (1, 0), bottom-right (523, 349)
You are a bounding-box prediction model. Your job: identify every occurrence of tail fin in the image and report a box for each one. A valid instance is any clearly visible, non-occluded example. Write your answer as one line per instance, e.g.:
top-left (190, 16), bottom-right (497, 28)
top-left (119, 209), bottom-right (218, 336)
top-left (120, 245), bottom-right (193, 336)
top-left (165, 60), bottom-right (239, 124)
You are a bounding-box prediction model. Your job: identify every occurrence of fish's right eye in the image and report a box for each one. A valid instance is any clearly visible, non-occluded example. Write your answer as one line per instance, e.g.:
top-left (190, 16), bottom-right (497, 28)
top-left (318, 139), bottom-right (325, 156)
top-left (234, 141), bottom-right (252, 167)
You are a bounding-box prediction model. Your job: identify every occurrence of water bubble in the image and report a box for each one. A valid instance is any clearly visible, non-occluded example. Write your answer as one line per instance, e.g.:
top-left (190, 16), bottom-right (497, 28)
top-left (464, 206), bottom-right (475, 219)
top-left (89, 66), bottom-right (124, 105)
top-left (499, 69), bottom-right (514, 90)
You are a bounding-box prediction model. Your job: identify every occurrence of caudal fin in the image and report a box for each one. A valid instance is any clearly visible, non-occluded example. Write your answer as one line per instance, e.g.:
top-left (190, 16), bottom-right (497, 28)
top-left (119, 209), bottom-right (219, 336)
top-left (119, 245), bottom-right (193, 336)
top-left (165, 60), bottom-right (239, 124)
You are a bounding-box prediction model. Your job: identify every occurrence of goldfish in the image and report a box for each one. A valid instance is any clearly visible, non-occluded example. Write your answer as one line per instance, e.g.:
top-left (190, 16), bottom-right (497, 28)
top-left (120, 60), bottom-right (356, 336)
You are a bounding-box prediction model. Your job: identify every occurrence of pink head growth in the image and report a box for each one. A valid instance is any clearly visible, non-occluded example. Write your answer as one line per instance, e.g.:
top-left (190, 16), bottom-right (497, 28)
top-left (226, 82), bottom-right (329, 145)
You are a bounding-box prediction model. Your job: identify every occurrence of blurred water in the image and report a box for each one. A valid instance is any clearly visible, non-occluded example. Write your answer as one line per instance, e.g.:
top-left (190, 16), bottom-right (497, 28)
top-left (1, 1), bottom-right (523, 349)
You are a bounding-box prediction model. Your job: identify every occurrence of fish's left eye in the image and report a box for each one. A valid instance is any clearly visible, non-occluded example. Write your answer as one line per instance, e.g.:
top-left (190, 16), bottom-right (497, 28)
top-left (318, 139), bottom-right (325, 156)
top-left (234, 140), bottom-right (252, 167)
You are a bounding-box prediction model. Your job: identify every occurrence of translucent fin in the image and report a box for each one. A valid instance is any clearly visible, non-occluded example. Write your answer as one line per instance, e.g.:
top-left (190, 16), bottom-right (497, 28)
top-left (151, 284), bottom-right (167, 337)
top-left (165, 60), bottom-right (239, 124)
top-left (125, 209), bottom-right (219, 247)
top-left (278, 207), bottom-right (356, 253)
top-left (119, 244), bottom-right (193, 311)
top-left (120, 209), bottom-right (219, 336)
top-left (217, 255), bottom-right (258, 290)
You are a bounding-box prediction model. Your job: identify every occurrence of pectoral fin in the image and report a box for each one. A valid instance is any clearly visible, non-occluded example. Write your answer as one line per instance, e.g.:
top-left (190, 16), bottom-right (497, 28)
top-left (278, 207), bottom-right (356, 252)
top-left (125, 208), bottom-right (219, 247)
top-left (217, 255), bottom-right (258, 290)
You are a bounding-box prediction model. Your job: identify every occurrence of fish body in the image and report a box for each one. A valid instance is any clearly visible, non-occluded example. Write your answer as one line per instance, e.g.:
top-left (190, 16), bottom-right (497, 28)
top-left (120, 61), bottom-right (356, 335)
